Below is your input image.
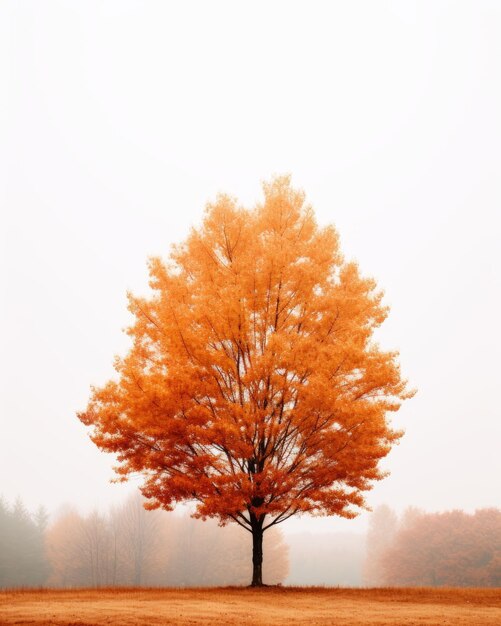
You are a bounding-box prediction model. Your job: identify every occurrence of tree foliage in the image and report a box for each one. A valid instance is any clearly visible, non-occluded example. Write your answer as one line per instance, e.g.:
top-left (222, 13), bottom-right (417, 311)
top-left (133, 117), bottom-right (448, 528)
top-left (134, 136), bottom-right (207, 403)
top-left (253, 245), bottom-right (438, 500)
top-left (79, 176), bottom-right (413, 584)
top-left (381, 508), bottom-right (501, 587)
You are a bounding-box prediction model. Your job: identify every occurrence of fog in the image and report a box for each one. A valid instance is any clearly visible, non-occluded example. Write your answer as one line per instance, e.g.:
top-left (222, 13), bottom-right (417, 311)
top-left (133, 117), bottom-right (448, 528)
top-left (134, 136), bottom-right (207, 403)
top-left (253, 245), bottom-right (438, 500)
top-left (2, 495), bottom-right (500, 588)
top-left (1, 0), bottom-right (500, 556)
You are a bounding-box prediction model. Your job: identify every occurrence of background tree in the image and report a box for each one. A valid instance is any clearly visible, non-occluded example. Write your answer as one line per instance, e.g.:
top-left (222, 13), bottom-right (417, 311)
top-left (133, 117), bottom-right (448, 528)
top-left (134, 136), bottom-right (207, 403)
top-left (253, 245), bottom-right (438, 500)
top-left (363, 504), bottom-right (399, 586)
top-left (44, 497), bottom-right (288, 587)
top-left (109, 493), bottom-right (166, 585)
top-left (46, 508), bottom-right (87, 587)
top-left (46, 508), bottom-right (114, 587)
top-left (79, 176), bottom-right (413, 585)
top-left (381, 508), bottom-right (501, 587)
top-left (0, 497), bottom-right (49, 588)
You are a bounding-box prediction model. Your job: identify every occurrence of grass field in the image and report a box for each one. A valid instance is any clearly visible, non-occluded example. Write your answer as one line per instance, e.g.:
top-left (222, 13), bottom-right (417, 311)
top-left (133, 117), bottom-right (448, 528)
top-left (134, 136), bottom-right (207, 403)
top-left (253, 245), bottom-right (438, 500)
top-left (1, 587), bottom-right (500, 625)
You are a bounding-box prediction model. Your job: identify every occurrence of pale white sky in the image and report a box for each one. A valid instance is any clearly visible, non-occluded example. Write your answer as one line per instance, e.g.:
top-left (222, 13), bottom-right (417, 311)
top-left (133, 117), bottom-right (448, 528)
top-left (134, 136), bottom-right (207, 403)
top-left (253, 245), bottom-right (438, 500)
top-left (1, 1), bottom-right (500, 535)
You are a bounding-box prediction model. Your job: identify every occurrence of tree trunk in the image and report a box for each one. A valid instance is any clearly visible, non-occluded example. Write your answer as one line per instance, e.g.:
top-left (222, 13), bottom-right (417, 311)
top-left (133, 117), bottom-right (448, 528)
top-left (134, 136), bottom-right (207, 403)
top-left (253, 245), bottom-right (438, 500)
top-left (251, 525), bottom-right (264, 586)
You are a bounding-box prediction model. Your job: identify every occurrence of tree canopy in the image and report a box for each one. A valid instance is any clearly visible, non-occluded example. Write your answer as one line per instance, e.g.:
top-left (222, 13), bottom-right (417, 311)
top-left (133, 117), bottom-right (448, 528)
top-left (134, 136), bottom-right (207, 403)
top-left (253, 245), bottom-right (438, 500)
top-left (79, 176), bottom-right (413, 584)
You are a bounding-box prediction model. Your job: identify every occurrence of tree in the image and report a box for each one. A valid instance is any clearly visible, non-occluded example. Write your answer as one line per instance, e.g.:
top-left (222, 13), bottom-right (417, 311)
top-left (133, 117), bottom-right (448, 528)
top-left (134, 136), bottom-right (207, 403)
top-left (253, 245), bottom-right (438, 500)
top-left (44, 496), bottom-right (288, 587)
top-left (109, 493), bottom-right (166, 585)
top-left (381, 508), bottom-right (501, 587)
top-left (46, 508), bottom-right (114, 587)
top-left (363, 504), bottom-right (399, 586)
top-left (79, 176), bottom-right (413, 586)
top-left (0, 497), bottom-right (49, 588)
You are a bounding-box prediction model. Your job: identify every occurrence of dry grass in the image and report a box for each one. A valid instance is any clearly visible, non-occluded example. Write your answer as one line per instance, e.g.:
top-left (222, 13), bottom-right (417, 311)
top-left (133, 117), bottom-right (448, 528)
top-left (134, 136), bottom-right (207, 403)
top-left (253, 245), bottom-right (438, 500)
top-left (1, 587), bottom-right (500, 625)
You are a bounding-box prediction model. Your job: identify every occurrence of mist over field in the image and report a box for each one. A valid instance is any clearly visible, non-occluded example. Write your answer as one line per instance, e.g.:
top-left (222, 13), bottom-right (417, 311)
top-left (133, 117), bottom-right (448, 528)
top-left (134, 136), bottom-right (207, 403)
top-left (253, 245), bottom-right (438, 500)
top-left (1, 493), bottom-right (500, 589)
top-left (1, 0), bottom-right (500, 609)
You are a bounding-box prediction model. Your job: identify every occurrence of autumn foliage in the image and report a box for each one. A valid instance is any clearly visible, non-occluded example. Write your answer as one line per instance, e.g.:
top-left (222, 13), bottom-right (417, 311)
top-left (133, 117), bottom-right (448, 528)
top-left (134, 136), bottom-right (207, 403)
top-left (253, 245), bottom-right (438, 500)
top-left (79, 176), bottom-right (413, 584)
top-left (365, 506), bottom-right (501, 587)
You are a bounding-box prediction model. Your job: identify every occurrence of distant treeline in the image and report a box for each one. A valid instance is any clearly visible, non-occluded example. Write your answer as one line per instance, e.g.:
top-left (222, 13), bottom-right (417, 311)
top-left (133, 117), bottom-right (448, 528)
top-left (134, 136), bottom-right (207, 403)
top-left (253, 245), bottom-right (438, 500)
top-left (364, 505), bottom-right (501, 587)
top-left (1, 496), bottom-right (500, 588)
top-left (0, 498), bottom-right (48, 587)
top-left (0, 494), bottom-right (288, 588)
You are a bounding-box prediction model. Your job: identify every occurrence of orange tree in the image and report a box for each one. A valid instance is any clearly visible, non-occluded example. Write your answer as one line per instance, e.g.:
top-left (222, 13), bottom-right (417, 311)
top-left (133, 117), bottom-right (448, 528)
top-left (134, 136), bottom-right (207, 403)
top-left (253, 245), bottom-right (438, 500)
top-left (79, 176), bottom-right (413, 586)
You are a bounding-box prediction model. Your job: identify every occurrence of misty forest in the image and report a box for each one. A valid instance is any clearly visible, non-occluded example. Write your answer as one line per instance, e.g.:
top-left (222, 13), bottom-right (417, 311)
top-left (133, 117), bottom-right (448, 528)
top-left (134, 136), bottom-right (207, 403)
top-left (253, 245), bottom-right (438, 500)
top-left (1, 493), bottom-right (499, 589)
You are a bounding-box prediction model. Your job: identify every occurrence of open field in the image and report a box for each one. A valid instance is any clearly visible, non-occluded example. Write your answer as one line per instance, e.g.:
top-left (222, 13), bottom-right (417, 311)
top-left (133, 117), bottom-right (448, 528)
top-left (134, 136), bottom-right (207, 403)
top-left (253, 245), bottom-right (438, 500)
top-left (1, 587), bottom-right (500, 626)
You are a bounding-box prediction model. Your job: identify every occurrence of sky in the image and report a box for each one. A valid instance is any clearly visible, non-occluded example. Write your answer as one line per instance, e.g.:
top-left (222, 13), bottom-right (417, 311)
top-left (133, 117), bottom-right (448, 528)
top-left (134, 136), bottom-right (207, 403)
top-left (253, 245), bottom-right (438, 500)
top-left (1, 0), bottom-right (500, 536)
